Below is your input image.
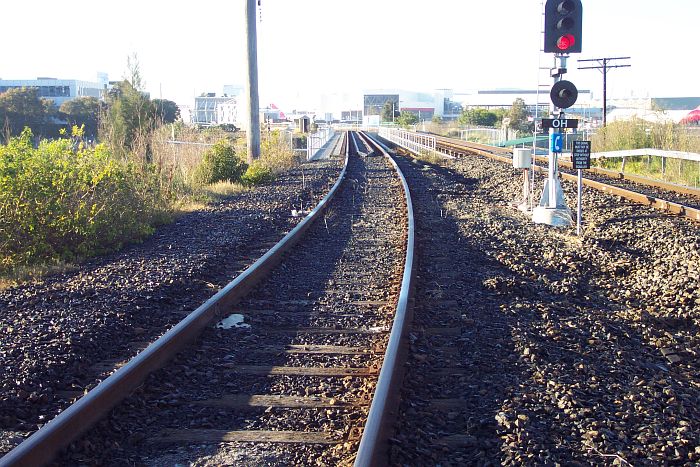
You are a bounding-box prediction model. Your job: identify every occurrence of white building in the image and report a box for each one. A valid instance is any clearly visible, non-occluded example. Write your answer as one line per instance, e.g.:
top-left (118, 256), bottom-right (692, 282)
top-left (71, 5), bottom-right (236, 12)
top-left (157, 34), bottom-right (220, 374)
top-left (604, 97), bottom-right (700, 124)
top-left (192, 85), bottom-right (245, 127)
top-left (192, 94), bottom-right (238, 126)
top-left (0, 77), bottom-right (106, 107)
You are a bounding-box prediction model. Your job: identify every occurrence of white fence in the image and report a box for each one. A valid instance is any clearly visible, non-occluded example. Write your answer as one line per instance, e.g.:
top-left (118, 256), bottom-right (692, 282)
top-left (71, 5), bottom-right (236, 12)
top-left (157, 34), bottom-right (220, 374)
top-left (589, 148), bottom-right (700, 163)
top-left (460, 128), bottom-right (508, 146)
top-left (290, 127), bottom-right (335, 160)
top-left (306, 126), bottom-right (334, 160)
top-left (378, 127), bottom-right (441, 158)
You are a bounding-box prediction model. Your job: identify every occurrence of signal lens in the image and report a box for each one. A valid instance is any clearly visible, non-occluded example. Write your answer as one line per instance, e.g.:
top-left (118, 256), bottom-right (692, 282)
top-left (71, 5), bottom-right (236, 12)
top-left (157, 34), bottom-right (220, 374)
top-left (557, 0), bottom-right (575, 15)
top-left (557, 34), bottom-right (575, 50)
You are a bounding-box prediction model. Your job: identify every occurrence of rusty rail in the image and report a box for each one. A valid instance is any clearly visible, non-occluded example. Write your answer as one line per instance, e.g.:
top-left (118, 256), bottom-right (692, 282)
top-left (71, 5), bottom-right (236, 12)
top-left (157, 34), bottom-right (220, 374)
top-left (353, 132), bottom-right (415, 467)
top-left (431, 135), bottom-right (700, 222)
top-left (0, 135), bottom-right (351, 467)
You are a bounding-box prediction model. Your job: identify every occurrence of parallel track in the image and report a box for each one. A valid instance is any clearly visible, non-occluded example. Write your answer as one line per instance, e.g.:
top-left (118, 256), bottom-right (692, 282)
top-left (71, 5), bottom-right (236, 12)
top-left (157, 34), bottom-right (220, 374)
top-left (378, 133), bottom-right (700, 466)
top-left (430, 134), bottom-right (700, 221)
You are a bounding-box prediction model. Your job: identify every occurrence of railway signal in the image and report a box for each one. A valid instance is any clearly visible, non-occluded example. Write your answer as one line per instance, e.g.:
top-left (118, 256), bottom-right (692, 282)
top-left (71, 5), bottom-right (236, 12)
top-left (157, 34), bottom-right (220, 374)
top-left (534, 1), bottom-right (584, 227)
top-left (544, 0), bottom-right (582, 53)
top-left (550, 80), bottom-right (578, 108)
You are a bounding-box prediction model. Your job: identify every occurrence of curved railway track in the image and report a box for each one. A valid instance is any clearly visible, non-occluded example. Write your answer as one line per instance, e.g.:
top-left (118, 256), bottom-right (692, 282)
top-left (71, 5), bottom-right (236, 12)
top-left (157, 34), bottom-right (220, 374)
top-left (4, 128), bottom-right (697, 466)
top-left (1, 133), bottom-right (414, 466)
top-left (0, 157), bottom-right (343, 457)
top-left (431, 134), bottom-right (700, 221)
top-left (366, 132), bottom-right (700, 465)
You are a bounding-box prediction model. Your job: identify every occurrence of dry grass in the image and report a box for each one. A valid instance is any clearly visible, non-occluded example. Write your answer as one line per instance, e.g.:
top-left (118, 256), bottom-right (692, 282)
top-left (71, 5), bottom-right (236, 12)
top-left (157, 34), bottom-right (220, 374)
top-left (258, 130), bottom-right (300, 173)
top-left (150, 124), bottom-right (233, 188)
top-left (0, 262), bottom-right (79, 290)
top-left (205, 181), bottom-right (250, 197)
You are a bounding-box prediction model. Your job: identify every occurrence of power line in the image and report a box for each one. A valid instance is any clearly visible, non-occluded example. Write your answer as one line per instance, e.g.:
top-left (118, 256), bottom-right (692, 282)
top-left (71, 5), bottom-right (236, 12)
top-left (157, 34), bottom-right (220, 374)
top-left (578, 57), bottom-right (631, 127)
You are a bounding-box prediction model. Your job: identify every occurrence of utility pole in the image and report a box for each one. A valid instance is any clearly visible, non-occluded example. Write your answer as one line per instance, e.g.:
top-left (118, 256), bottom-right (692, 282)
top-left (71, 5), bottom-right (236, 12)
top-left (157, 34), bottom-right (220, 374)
top-left (578, 57), bottom-right (631, 127)
top-left (245, 0), bottom-right (261, 162)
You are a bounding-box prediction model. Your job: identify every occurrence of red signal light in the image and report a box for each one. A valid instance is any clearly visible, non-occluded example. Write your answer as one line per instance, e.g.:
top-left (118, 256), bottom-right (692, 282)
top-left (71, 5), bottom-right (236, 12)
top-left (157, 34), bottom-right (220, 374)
top-left (557, 34), bottom-right (575, 50)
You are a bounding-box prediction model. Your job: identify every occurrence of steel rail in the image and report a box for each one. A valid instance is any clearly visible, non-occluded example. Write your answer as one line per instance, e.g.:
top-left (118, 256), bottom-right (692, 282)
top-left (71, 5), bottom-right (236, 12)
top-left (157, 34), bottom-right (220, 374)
top-left (0, 134), bottom-right (351, 467)
top-left (353, 132), bottom-right (415, 467)
top-left (431, 136), bottom-right (700, 222)
top-left (433, 134), bottom-right (700, 199)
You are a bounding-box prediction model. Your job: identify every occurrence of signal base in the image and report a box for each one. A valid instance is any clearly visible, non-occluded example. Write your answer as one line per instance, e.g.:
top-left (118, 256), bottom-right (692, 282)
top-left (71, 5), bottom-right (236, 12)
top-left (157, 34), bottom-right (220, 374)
top-left (533, 178), bottom-right (572, 227)
top-left (532, 206), bottom-right (572, 227)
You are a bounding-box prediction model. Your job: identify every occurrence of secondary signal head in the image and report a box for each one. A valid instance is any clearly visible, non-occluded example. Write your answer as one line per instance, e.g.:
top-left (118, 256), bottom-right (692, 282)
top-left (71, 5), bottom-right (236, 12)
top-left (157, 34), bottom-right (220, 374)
top-left (544, 0), bottom-right (582, 53)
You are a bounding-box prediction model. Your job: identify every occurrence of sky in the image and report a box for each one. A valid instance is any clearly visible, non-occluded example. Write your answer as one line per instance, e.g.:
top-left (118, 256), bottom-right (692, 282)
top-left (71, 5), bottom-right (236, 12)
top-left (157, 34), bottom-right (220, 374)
top-left (0, 0), bottom-right (697, 113)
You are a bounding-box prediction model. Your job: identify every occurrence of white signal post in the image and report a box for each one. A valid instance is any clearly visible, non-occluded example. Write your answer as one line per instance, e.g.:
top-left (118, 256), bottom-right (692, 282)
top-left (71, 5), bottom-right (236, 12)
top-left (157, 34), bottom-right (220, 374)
top-left (532, 53), bottom-right (573, 227)
top-left (577, 168), bottom-right (583, 234)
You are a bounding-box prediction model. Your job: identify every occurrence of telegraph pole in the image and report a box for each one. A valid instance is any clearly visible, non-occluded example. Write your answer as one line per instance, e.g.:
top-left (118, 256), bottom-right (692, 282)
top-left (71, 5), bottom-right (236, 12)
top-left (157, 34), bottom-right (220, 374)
top-left (578, 57), bottom-right (631, 127)
top-left (245, 0), bottom-right (261, 162)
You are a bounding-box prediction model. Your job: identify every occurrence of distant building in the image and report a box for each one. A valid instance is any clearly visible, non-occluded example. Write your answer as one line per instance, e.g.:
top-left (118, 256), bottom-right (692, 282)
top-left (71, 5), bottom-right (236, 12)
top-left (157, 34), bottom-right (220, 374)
top-left (605, 97), bottom-right (700, 124)
top-left (456, 88), bottom-right (594, 116)
top-left (0, 77), bottom-right (107, 107)
top-left (341, 110), bottom-right (362, 123)
top-left (192, 94), bottom-right (238, 126)
top-left (363, 89), bottom-right (463, 123)
top-left (192, 85), bottom-right (245, 127)
top-left (261, 104), bottom-right (287, 123)
top-left (223, 85), bottom-right (244, 98)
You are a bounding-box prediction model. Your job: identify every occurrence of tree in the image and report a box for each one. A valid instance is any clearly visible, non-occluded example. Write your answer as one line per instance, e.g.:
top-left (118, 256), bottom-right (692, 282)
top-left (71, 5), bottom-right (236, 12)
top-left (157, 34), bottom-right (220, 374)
top-left (0, 87), bottom-right (52, 138)
top-left (458, 107), bottom-right (499, 127)
top-left (125, 52), bottom-right (145, 91)
top-left (381, 101), bottom-right (398, 123)
top-left (100, 80), bottom-right (156, 158)
top-left (397, 111), bottom-right (418, 127)
top-left (60, 97), bottom-right (101, 139)
top-left (152, 99), bottom-right (180, 124)
top-left (507, 98), bottom-right (533, 134)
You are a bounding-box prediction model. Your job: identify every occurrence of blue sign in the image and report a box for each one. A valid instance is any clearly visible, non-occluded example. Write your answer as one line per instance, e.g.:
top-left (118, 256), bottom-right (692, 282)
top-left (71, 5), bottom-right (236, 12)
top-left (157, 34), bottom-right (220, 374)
top-left (550, 133), bottom-right (563, 153)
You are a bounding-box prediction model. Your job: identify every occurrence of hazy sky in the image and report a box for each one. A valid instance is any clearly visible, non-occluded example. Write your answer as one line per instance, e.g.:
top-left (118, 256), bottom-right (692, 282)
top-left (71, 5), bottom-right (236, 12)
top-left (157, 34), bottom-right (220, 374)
top-left (1, 0), bottom-right (697, 112)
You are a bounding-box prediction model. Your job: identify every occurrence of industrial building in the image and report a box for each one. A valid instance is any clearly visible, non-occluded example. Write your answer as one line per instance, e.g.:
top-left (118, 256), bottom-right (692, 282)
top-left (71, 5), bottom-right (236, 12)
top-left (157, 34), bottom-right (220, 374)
top-left (0, 75), bottom-right (109, 107)
top-left (191, 85), bottom-right (247, 127)
top-left (362, 89), bottom-right (462, 125)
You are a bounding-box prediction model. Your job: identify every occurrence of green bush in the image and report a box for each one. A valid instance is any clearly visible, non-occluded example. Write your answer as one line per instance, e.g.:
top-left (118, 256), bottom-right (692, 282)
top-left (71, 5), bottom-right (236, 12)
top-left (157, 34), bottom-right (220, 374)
top-left (192, 140), bottom-right (247, 185)
top-left (0, 128), bottom-right (169, 274)
top-left (241, 161), bottom-right (275, 186)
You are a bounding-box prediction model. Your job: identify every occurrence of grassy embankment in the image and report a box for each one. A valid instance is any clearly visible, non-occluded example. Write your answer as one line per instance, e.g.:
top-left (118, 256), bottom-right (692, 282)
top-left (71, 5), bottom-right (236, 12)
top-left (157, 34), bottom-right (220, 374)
top-left (428, 120), bottom-right (700, 187)
top-left (0, 125), bottom-right (297, 286)
top-left (590, 119), bottom-right (700, 187)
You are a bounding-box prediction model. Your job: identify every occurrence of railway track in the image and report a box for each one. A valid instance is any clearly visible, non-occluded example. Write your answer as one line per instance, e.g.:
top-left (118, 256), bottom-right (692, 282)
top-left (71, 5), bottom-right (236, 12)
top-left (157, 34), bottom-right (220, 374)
top-left (430, 134), bottom-right (700, 221)
top-left (4, 128), bottom-right (698, 466)
top-left (1, 133), bottom-right (414, 466)
top-left (0, 157), bottom-right (344, 458)
top-left (365, 132), bottom-right (700, 465)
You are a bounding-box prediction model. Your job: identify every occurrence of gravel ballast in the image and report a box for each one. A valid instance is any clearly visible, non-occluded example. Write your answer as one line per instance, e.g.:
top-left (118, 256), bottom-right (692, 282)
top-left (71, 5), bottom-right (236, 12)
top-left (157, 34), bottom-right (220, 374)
top-left (390, 152), bottom-right (699, 466)
top-left (0, 158), bottom-right (342, 457)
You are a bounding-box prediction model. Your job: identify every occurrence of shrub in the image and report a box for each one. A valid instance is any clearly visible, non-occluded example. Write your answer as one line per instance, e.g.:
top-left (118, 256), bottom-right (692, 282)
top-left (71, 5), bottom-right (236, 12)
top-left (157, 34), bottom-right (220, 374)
top-left (241, 161), bottom-right (275, 186)
top-left (0, 128), bottom-right (169, 274)
top-left (261, 130), bottom-right (299, 172)
top-left (192, 140), bottom-right (247, 185)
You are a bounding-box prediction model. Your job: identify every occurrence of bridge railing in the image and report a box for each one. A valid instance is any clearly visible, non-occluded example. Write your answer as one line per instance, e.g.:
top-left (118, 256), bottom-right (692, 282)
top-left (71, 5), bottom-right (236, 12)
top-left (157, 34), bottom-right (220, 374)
top-left (378, 127), bottom-right (440, 158)
top-left (306, 126), bottom-right (335, 160)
